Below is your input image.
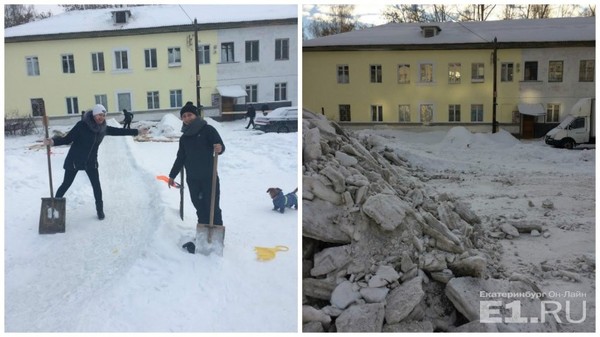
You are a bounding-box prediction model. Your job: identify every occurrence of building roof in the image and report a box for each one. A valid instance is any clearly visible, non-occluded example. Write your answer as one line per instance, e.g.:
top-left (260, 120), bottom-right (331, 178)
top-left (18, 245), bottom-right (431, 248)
top-left (5, 5), bottom-right (297, 39)
top-left (303, 16), bottom-right (595, 50)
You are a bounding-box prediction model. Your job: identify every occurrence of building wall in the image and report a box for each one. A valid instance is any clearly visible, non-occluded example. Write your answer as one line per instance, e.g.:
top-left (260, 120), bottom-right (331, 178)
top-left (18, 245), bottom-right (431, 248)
top-left (303, 46), bottom-right (594, 128)
top-left (518, 46), bottom-right (595, 119)
top-left (217, 24), bottom-right (298, 106)
top-left (5, 23), bottom-right (297, 119)
top-left (5, 30), bottom-right (218, 118)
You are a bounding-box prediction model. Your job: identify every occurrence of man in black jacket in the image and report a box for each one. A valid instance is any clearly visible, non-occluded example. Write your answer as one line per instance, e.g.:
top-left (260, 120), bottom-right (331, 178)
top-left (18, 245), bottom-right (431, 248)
top-left (168, 102), bottom-right (225, 225)
top-left (122, 109), bottom-right (134, 129)
top-left (245, 104), bottom-right (256, 129)
top-left (43, 104), bottom-right (141, 220)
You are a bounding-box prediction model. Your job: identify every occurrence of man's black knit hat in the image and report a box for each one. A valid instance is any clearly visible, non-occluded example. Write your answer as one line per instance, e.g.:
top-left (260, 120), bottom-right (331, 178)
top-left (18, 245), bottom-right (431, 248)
top-left (180, 101), bottom-right (198, 117)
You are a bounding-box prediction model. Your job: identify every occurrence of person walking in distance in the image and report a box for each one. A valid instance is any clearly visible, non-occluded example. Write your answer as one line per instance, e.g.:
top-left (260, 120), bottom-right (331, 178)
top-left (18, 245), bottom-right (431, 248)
top-left (43, 104), bottom-right (144, 220)
top-left (122, 109), bottom-right (134, 129)
top-left (245, 104), bottom-right (256, 129)
top-left (168, 101), bottom-right (225, 226)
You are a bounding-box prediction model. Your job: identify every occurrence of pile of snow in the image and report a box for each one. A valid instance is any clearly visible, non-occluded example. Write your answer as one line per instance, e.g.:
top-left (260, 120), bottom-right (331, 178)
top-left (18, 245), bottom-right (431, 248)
top-left (439, 126), bottom-right (520, 149)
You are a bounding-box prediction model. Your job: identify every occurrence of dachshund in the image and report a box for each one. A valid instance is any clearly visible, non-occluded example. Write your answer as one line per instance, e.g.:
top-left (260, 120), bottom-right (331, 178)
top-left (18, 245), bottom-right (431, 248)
top-left (267, 187), bottom-right (298, 214)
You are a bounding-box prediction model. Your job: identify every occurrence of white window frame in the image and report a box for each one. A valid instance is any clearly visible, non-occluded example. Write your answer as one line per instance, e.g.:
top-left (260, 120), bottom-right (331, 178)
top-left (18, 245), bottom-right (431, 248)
top-left (62, 54), bottom-right (75, 74)
top-left (471, 63), bottom-right (485, 82)
top-left (26, 56), bottom-right (40, 76)
top-left (398, 104), bottom-right (410, 122)
top-left (170, 89), bottom-right (183, 108)
top-left (168, 47), bottom-right (181, 67)
top-left (147, 91), bottom-right (160, 109)
top-left (145, 48), bottom-right (158, 69)
top-left (91, 52), bottom-right (105, 72)
top-left (114, 49), bottom-right (129, 71)
top-left (275, 38), bottom-right (289, 60)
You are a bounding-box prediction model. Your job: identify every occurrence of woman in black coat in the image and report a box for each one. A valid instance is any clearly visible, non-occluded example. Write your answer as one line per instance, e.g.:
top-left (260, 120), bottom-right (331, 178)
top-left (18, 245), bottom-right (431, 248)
top-left (44, 104), bottom-right (141, 220)
top-left (168, 101), bottom-right (225, 225)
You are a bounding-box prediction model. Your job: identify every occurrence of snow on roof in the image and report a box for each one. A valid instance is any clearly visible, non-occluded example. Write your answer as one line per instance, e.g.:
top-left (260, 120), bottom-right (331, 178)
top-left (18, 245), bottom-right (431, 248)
top-left (304, 16), bottom-right (595, 47)
top-left (216, 85), bottom-right (248, 98)
top-left (5, 4), bottom-right (297, 38)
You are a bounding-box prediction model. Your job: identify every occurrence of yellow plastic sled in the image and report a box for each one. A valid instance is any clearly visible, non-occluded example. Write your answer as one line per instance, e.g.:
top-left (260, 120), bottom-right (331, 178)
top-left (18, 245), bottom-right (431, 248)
top-left (254, 245), bottom-right (289, 261)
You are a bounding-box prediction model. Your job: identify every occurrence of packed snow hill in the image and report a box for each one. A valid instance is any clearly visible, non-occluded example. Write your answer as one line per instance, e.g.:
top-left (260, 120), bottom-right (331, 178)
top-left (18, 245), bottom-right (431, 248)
top-left (4, 114), bottom-right (299, 332)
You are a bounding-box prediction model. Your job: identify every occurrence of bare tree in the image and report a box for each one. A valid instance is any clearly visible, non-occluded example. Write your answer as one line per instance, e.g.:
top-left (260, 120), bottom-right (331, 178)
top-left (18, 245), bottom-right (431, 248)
top-left (581, 4), bottom-right (595, 16)
top-left (500, 4), bottom-right (520, 20)
top-left (307, 5), bottom-right (364, 38)
top-left (5, 4), bottom-right (34, 28)
top-left (457, 4), bottom-right (497, 21)
top-left (525, 4), bottom-right (551, 18)
top-left (382, 4), bottom-right (428, 23)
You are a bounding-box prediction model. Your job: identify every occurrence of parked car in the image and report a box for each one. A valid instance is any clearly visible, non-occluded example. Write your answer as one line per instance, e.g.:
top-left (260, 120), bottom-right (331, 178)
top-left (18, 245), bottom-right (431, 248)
top-left (254, 106), bottom-right (298, 133)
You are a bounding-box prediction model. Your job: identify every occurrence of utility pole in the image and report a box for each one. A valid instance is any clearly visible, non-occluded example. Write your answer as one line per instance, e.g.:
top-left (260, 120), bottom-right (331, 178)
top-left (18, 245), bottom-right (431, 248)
top-left (194, 18), bottom-right (202, 118)
top-left (492, 37), bottom-right (498, 133)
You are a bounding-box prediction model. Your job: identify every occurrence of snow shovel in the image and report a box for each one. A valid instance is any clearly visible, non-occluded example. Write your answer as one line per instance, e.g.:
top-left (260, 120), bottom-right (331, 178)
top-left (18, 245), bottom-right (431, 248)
top-left (39, 103), bottom-right (66, 234)
top-left (195, 151), bottom-right (225, 256)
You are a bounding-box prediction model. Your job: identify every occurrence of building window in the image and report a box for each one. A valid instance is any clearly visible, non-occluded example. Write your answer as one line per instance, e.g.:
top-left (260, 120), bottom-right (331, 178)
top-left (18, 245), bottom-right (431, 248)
top-left (221, 42), bottom-right (235, 63)
top-left (420, 63), bottom-right (433, 82)
top-left (198, 45), bottom-right (210, 64)
top-left (501, 63), bottom-right (513, 82)
top-left (398, 104), bottom-right (410, 122)
top-left (147, 91), bottom-right (160, 109)
top-left (170, 89), bottom-right (183, 108)
top-left (397, 64), bottom-right (410, 84)
top-left (337, 65), bottom-right (349, 84)
top-left (579, 60), bottom-right (594, 82)
top-left (420, 104), bottom-right (433, 124)
top-left (168, 47), bottom-right (181, 66)
top-left (275, 38), bottom-right (289, 60)
top-left (245, 40), bottom-right (259, 62)
top-left (246, 84), bottom-right (258, 103)
top-left (547, 61), bottom-right (563, 82)
top-left (114, 50), bottom-right (129, 70)
top-left (339, 104), bottom-right (351, 121)
top-left (448, 63), bottom-right (461, 84)
top-left (274, 83), bottom-right (287, 101)
top-left (145, 48), bottom-right (157, 69)
top-left (471, 104), bottom-right (484, 122)
top-left (471, 63), bottom-right (484, 82)
top-left (30, 98), bottom-right (44, 116)
top-left (26, 56), bottom-right (40, 76)
top-left (62, 54), bottom-right (75, 73)
top-left (66, 97), bottom-right (79, 114)
top-left (91, 52), bottom-right (104, 72)
top-left (95, 94), bottom-right (108, 108)
top-left (524, 61), bottom-right (538, 81)
top-left (371, 105), bottom-right (383, 122)
top-left (449, 104), bottom-right (461, 122)
top-left (546, 104), bottom-right (560, 123)
top-left (370, 65), bottom-right (382, 83)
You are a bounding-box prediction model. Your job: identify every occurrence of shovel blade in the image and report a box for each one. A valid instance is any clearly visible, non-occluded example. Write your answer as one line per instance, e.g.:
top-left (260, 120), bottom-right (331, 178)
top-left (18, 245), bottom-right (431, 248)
top-left (195, 223), bottom-right (225, 256)
top-left (39, 197), bottom-right (66, 234)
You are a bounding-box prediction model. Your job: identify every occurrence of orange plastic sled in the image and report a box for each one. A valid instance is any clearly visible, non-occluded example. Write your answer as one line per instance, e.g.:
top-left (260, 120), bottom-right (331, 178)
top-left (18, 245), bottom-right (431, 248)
top-left (156, 175), bottom-right (181, 188)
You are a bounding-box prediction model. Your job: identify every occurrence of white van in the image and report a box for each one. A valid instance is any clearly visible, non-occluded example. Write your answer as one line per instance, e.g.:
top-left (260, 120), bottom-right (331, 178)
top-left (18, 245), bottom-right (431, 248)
top-left (545, 98), bottom-right (595, 149)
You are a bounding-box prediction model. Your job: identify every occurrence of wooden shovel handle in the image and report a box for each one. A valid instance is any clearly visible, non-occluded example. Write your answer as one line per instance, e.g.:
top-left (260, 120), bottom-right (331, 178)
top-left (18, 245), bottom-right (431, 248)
top-left (42, 108), bottom-right (54, 198)
top-left (209, 151), bottom-right (218, 225)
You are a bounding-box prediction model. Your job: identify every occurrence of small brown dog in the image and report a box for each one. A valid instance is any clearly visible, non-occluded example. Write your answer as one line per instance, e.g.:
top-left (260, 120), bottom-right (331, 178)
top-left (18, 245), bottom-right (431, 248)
top-left (267, 187), bottom-right (298, 213)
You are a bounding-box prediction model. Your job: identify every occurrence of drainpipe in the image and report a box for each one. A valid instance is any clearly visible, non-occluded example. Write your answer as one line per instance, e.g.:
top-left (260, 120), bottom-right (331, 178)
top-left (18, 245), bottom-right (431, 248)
top-left (492, 37), bottom-right (498, 133)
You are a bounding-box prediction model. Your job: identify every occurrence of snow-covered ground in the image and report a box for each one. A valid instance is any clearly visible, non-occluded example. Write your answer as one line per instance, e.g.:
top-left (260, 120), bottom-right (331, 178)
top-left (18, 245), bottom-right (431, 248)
top-left (354, 126), bottom-right (595, 332)
top-left (4, 115), bottom-right (299, 332)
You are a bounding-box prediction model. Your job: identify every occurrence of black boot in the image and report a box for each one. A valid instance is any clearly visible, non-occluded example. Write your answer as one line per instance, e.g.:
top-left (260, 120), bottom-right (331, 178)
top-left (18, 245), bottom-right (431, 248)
top-left (96, 201), bottom-right (105, 220)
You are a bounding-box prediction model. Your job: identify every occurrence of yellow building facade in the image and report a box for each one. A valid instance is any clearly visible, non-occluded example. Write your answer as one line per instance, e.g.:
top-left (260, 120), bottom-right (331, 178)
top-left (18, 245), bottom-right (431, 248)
top-left (303, 17), bottom-right (594, 136)
top-left (303, 48), bottom-right (522, 125)
top-left (4, 5), bottom-right (298, 120)
top-left (5, 30), bottom-right (217, 118)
